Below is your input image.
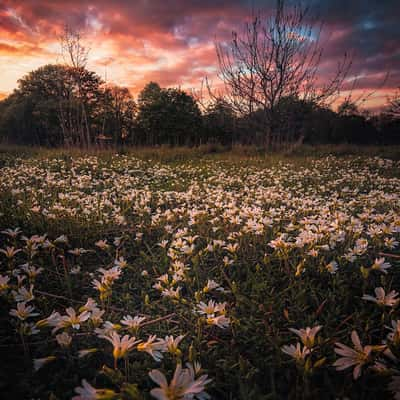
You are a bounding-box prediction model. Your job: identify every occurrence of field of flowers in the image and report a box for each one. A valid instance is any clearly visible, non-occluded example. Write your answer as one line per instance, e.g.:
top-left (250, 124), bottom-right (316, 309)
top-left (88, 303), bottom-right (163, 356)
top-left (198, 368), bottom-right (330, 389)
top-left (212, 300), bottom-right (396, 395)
top-left (0, 150), bottom-right (399, 399)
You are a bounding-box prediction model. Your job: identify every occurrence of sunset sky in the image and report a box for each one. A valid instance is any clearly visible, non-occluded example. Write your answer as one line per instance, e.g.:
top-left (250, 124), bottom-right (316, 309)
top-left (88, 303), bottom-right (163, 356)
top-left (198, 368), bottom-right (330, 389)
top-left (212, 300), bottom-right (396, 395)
top-left (0, 0), bottom-right (399, 110)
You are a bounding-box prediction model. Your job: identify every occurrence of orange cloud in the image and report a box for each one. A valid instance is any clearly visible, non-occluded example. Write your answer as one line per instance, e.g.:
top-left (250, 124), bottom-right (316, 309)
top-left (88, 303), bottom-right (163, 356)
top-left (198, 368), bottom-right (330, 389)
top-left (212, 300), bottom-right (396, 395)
top-left (0, 41), bottom-right (47, 56)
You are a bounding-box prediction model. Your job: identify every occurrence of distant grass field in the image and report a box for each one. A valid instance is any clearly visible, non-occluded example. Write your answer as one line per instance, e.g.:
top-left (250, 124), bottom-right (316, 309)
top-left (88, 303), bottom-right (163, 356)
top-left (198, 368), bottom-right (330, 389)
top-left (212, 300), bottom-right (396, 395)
top-left (1, 143), bottom-right (400, 163)
top-left (0, 145), bottom-right (399, 399)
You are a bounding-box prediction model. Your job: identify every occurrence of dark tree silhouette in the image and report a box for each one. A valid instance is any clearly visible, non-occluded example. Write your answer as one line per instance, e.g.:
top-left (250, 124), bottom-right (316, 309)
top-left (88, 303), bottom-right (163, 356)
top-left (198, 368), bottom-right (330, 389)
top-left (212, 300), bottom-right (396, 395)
top-left (136, 83), bottom-right (202, 146)
top-left (102, 85), bottom-right (136, 145)
top-left (215, 0), bottom-right (351, 148)
top-left (388, 88), bottom-right (400, 119)
top-left (0, 65), bottom-right (102, 146)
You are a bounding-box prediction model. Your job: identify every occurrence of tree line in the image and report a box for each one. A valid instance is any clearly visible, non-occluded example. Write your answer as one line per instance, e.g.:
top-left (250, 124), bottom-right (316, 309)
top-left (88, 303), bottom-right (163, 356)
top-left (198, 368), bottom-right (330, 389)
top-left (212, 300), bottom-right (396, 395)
top-left (0, 63), bottom-right (398, 147)
top-left (0, 0), bottom-right (399, 148)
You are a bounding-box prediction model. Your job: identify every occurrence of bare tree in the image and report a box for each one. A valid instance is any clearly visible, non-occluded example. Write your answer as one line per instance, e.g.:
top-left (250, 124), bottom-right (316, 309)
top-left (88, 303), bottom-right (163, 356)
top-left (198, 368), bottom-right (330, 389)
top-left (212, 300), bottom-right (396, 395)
top-left (215, 0), bottom-right (351, 148)
top-left (60, 25), bottom-right (92, 147)
top-left (60, 26), bottom-right (89, 70)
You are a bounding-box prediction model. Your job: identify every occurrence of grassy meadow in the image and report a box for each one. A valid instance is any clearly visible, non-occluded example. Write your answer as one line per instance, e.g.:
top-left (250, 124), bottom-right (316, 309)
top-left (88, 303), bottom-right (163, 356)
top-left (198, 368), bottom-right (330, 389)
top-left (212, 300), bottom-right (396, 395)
top-left (0, 145), bottom-right (400, 399)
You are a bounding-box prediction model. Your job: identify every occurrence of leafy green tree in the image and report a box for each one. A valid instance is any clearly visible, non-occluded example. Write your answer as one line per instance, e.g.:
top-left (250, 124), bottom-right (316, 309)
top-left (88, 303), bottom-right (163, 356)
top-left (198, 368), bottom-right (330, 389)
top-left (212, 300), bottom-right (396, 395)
top-left (0, 64), bottom-right (104, 146)
top-left (138, 82), bottom-right (163, 107)
top-left (0, 65), bottom-right (70, 145)
top-left (163, 88), bottom-right (202, 146)
top-left (136, 82), bottom-right (163, 145)
top-left (203, 100), bottom-right (235, 145)
top-left (101, 85), bottom-right (137, 145)
top-left (333, 100), bottom-right (378, 144)
top-left (136, 83), bottom-right (201, 146)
